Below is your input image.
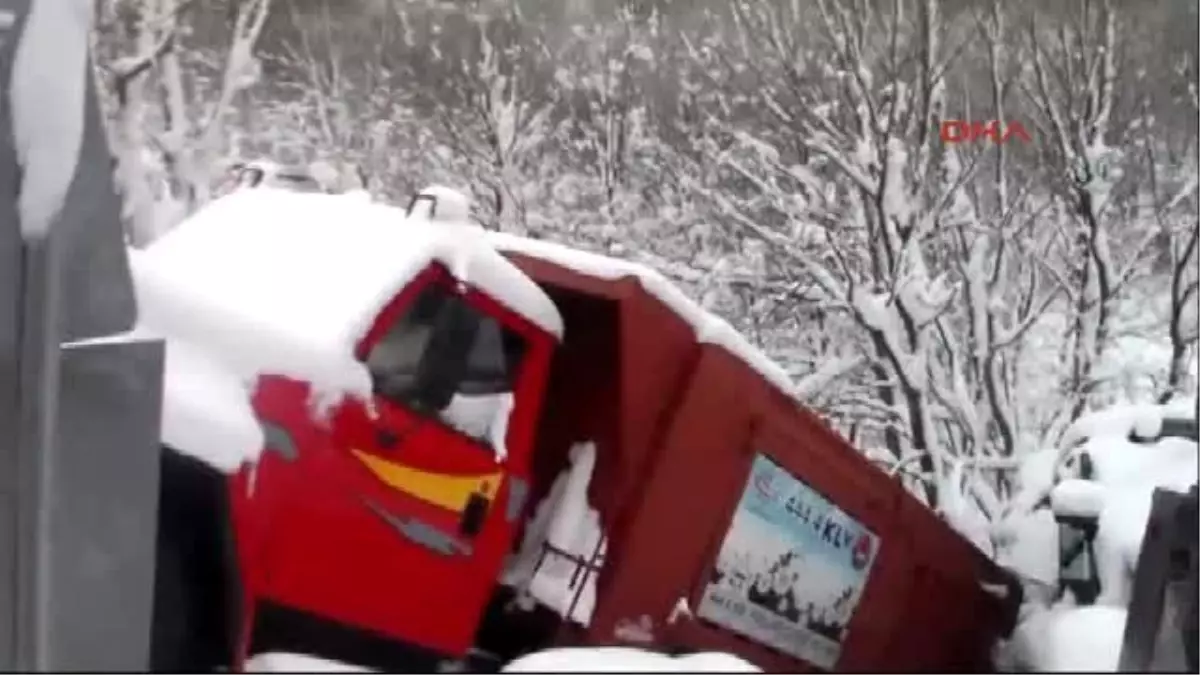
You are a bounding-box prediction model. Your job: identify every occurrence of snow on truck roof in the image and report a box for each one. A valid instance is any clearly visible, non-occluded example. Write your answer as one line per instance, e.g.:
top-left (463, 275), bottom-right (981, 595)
top-left (135, 188), bottom-right (800, 471)
top-left (133, 187), bottom-right (563, 348)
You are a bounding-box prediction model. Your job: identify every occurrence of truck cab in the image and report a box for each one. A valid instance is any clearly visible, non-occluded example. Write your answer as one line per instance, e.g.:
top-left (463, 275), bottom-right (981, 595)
top-left (140, 185), bottom-right (562, 671)
top-left (234, 257), bottom-right (558, 667)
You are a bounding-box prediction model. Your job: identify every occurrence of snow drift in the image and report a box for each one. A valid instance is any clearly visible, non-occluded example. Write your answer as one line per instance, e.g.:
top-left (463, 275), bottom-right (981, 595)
top-left (998, 397), bottom-right (1197, 671)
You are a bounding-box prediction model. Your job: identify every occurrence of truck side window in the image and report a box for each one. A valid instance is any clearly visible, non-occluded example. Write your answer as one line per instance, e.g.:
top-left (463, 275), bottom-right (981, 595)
top-left (459, 318), bottom-right (527, 395)
top-left (365, 286), bottom-right (443, 400)
top-left (364, 282), bottom-right (527, 445)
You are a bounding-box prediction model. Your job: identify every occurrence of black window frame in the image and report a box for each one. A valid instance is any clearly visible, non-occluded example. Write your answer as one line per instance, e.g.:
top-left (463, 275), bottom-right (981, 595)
top-left (361, 279), bottom-right (529, 450)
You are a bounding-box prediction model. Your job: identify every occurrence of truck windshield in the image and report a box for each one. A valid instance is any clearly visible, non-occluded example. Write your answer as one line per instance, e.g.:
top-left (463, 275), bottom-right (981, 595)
top-left (364, 282), bottom-right (527, 444)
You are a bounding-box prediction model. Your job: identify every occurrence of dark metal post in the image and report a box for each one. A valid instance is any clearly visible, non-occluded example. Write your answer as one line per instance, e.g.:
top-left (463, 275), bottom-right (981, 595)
top-left (1, 0), bottom-right (160, 670)
top-left (1118, 485), bottom-right (1199, 672)
top-left (0, 2), bottom-right (37, 668)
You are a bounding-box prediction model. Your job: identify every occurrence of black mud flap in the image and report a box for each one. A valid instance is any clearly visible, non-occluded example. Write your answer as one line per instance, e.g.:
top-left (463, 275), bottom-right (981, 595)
top-left (150, 446), bottom-right (243, 672)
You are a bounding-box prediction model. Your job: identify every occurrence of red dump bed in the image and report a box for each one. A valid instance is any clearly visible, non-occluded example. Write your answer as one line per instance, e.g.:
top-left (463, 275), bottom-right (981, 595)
top-left (506, 252), bottom-right (1021, 672)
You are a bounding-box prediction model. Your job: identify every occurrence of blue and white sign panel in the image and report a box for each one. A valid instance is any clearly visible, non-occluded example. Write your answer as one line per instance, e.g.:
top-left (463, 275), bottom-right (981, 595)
top-left (697, 454), bottom-right (881, 669)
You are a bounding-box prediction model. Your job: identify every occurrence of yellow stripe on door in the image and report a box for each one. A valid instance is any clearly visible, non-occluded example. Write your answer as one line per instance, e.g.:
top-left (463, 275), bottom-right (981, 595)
top-left (351, 449), bottom-right (503, 513)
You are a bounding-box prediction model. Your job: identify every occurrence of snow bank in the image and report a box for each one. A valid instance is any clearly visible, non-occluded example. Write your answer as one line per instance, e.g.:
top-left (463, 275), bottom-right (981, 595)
top-left (487, 233), bottom-right (798, 400)
top-left (1049, 479), bottom-right (1107, 519)
top-left (245, 652), bottom-right (375, 672)
top-left (502, 442), bottom-right (606, 624)
top-left (1163, 394), bottom-right (1198, 419)
top-left (1050, 403), bottom-right (1197, 598)
top-left (501, 647), bottom-right (761, 672)
top-left (1007, 605), bottom-right (1127, 671)
top-left (1058, 403), bottom-right (1167, 451)
top-left (133, 188), bottom-right (563, 471)
top-left (1000, 398), bottom-right (1198, 670)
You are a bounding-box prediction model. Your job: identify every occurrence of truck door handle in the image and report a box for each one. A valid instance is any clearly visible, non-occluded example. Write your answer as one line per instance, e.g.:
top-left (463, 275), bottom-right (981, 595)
top-left (460, 493), bottom-right (489, 538)
top-left (376, 429), bottom-right (399, 448)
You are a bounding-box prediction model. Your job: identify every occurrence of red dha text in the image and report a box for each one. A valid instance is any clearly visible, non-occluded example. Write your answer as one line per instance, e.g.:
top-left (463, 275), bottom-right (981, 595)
top-left (940, 120), bottom-right (1032, 144)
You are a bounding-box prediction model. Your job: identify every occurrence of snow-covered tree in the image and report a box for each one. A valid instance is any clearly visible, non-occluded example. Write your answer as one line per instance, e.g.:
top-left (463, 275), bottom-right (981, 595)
top-left (94, 0), bottom-right (273, 245)
top-left (88, 0), bottom-right (1196, 559)
top-left (683, 0), bottom-right (1050, 515)
top-left (1017, 0), bottom-right (1173, 434)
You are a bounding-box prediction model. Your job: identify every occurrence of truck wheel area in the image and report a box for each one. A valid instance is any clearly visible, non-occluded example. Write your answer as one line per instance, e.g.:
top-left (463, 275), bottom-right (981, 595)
top-left (150, 447), bottom-right (243, 672)
top-left (248, 602), bottom-right (450, 673)
top-left (472, 586), bottom-right (563, 665)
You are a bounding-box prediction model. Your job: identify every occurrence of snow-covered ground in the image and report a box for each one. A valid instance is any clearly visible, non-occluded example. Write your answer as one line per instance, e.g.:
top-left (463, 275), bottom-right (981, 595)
top-left (501, 647), bottom-right (761, 672)
top-left (243, 648), bottom-right (761, 673)
top-left (246, 653), bottom-right (375, 672)
top-left (996, 395), bottom-right (1198, 671)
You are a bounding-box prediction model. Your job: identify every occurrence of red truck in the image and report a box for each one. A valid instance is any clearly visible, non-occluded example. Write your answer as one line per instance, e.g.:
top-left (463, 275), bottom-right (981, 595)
top-left (139, 185), bottom-right (1021, 673)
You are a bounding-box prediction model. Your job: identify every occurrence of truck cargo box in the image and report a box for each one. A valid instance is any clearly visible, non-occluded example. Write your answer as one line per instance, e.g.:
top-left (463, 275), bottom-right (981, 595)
top-left (500, 248), bottom-right (1022, 673)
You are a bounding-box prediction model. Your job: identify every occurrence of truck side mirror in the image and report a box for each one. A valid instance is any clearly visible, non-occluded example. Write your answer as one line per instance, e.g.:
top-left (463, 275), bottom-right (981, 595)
top-left (409, 296), bottom-right (479, 413)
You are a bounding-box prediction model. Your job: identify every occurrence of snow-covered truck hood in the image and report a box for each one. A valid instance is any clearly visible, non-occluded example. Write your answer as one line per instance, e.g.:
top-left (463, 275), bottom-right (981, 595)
top-left (130, 188), bottom-right (562, 471)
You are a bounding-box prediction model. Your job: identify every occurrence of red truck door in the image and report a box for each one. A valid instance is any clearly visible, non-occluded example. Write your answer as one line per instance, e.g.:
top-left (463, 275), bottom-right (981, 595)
top-left (239, 268), bottom-right (553, 660)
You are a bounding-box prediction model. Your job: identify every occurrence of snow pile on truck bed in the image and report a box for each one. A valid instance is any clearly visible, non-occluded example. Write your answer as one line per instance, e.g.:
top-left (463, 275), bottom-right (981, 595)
top-left (503, 441), bottom-right (606, 624)
top-left (132, 188), bottom-right (562, 471)
top-left (487, 233), bottom-right (798, 399)
top-left (999, 397), bottom-right (1197, 671)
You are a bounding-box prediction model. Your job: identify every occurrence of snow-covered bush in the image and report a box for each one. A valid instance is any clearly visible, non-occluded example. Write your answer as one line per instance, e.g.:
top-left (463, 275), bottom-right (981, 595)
top-left (995, 396), bottom-right (1198, 671)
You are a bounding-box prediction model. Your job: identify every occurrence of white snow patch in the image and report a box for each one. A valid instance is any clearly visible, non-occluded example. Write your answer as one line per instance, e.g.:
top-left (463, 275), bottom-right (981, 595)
top-left (1058, 403), bottom-right (1164, 451)
top-left (1049, 479), bottom-right (1107, 519)
top-left (61, 329), bottom-right (144, 348)
top-left (245, 652), bottom-right (375, 672)
top-left (139, 188), bottom-right (561, 351)
top-left (442, 393), bottom-right (514, 461)
top-left (667, 596), bottom-right (694, 624)
top-left (938, 461), bottom-right (995, 556)
top-left (994, 507), bottom-right (1059, 592)
top-left (502, 441), bottom-right (606, 625)
top-left (1058, 408), bottom-right (1197, 605)
top-left (488, 233), bottom-right (797, 399)
top-left (1007, 605), bottom-right (1127, 671)
top-left (1010, 447), bottom-right (1061, 513)
top-left (1001, 398), bottom-right (1198, 665)
top-left (1180, 296), bottom-right (1199, 343)
top-left (502, 647), bottom-right (761, 672)
top-left (9, 0), bottom-right (93, 239)
top-left (1163, 394), bottom-right (1198, 419)
top-left (154, 337), bottom-right (264, 472)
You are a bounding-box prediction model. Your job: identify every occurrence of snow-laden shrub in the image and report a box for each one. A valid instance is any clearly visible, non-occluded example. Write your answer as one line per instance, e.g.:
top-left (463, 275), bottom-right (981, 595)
top-left (995, 397), bottom-right (1198, 671)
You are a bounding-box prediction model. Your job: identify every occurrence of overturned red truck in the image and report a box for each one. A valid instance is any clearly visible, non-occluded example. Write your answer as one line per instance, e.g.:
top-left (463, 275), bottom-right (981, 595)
top-left (136, 185), bottom-right (1021, 673)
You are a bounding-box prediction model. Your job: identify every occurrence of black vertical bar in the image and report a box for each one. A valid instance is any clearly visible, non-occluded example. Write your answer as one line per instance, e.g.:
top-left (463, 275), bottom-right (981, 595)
top-left (13, 232), bottom-right (63, 670)
top-left (0, 1), bottom-right (32, 670)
